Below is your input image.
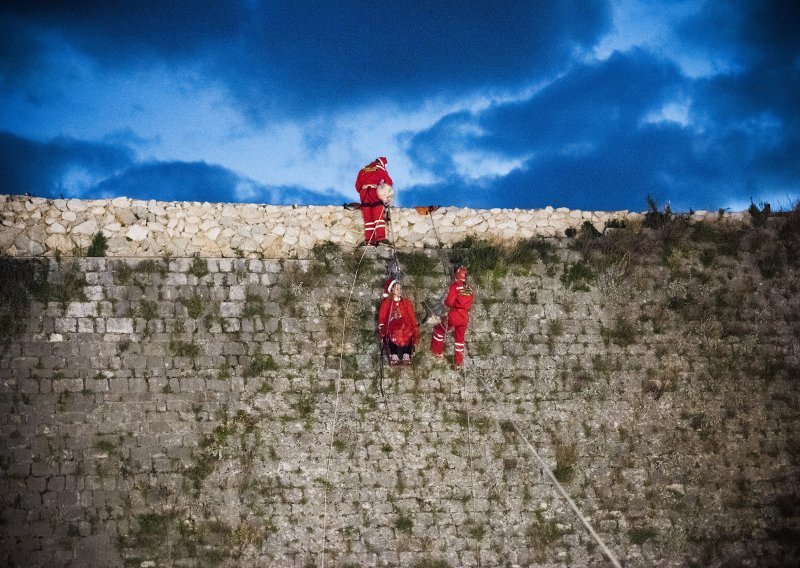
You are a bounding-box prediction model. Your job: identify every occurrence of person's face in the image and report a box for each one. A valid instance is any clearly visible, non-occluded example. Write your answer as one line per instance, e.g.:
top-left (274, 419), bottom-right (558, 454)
top-left (393, 284), bottom-right (402, 298)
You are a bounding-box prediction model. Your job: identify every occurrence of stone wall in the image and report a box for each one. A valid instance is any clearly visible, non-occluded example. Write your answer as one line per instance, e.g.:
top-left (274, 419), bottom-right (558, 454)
top-left (1, 213), bottom-right (798, 567)
top-left (1, 194), bottom-right (744, 259)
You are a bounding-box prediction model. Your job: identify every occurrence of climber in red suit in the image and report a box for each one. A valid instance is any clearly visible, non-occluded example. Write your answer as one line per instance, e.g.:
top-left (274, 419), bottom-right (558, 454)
top-left (355, 156), bottom-right (393, 245)
top-left (378, 278), bottom-right (419, 365)
top-left (431, 266), bottom-right (475, 368)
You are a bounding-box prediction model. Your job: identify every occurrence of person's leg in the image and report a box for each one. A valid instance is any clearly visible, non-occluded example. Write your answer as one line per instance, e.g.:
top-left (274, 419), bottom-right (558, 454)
top-left (372, 202), bottom-right (386, 242)
top-left (359, 187), bottom-right (381, 243)
top-left (453, 325), bottom-right (467, 367)
top-left (399, 343), bottom-right (412, 364)
top-left (360, 201), bottom-right (376, 243)
top-left (388, 341), bottom-right (400, 364)
top-left (431, 321), bottom-right (446, 357)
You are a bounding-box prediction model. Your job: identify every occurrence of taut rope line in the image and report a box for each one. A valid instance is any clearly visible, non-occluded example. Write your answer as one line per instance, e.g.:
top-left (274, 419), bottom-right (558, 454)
top-left (319, 243), bottom-right (370, 568)
top-left (466, 358), bottom-right (623, 568)
top-left (427, 206), bottom-right (452, 278)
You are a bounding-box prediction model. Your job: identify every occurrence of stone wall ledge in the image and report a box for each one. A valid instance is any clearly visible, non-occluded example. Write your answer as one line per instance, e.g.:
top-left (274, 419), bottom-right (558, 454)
top-left (1, 194), bottom-right (748, 258)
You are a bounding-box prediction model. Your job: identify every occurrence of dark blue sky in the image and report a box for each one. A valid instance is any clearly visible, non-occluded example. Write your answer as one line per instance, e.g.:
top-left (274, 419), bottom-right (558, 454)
top-left (1, 1), bottom-right (798, 212)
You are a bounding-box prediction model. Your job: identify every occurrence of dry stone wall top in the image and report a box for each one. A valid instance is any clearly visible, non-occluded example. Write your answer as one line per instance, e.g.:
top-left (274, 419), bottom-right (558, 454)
top-left (1, 194), bottom-right (745, 258)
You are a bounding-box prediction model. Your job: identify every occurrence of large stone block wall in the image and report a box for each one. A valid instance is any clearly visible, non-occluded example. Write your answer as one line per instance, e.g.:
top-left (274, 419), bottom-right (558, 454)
top-left (1, 215), bottom-right (798, 566)
top-left (0, 194), bottom-right (745, 259)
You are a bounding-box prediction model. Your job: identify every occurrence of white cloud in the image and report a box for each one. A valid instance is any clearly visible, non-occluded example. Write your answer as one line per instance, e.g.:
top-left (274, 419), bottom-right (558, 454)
top-left (233, 179), bottom-right (260, 201)
top-left (451, 151), bottom-right (528, 182)
top-left (592, 0), bottom-right (733, 78)
top-left (1, 28), bottom-right (553, 204)
top-left (57, 166), bottom-right (109, 198)
top-left (724, 191), bottom-right (800, 214)
top-left (643, 100), bottom-right (691, 127)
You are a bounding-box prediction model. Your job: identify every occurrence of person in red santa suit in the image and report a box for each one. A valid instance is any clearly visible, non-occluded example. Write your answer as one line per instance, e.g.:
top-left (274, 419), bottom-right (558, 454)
top-left (430, 266), bottom-right (475, 368)
top-left (355, 156), bottom-right (393, 245)
top-left (378, 277), bottom-right (419, 365)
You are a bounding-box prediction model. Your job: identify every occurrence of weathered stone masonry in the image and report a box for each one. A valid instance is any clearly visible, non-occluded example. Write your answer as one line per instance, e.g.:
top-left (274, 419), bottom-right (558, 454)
top-left (0, 194), bottom-right (745, 258)
top-left (0, 195), bottom-right (798, 567)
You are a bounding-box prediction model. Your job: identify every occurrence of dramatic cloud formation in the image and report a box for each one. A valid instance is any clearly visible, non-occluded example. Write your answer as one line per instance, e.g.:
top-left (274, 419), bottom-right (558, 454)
top-left (1, 1), bottom-right (798, 211)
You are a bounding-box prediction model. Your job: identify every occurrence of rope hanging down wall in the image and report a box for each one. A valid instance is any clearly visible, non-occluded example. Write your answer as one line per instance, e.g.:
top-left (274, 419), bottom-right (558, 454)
top-left (323, 203), bottom-right (622, 566)
top-left (461, 354), bottom-right (623, 567)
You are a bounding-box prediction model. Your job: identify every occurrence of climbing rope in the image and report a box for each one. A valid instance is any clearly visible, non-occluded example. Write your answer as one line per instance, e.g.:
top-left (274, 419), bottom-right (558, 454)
top-left (321, 202), bottom-right (411, 565)
top-left (384, 203), bottom-right (402, 277)
top-left (462, 355), bottom-right (623, 568)
top-left (319, 242), bottom-right (371, 568)
top-left (456, 363), bottom-right (481, 561)
top-left (426, 206), bottom-right (452, 278)
top-left (328, 200), bottom-right (619, 565)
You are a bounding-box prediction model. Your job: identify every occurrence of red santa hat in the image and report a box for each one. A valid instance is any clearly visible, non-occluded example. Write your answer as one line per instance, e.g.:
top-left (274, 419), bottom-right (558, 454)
top-left (376, 156), bottom-right (387, 169)
top-left (383, 277), bottom-right (398, 297)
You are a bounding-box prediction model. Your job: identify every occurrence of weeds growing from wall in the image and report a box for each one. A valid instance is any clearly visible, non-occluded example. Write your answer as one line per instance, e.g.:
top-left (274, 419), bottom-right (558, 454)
top-left (748, 200), bottom-right (771, 228)
top-left (394, 511), bottom-right (414, 534)
top-left (0, 257), bottom-right (49, 346)
top-left (412, 557), bottom-right (452, 568)
top-left (449, 236), bottom-right (558, 285)
top-left (311, 241), bottom-right (341, 274)
top-left (561, 262), bottom-right (596, 291)
top-left (506, 237), bottom-right (559, 266)
top-left (188, 257), bottom-right (209, 279)
top-left (397, 251), bottom-right (440, 278)
top-left (179, 295), bottom-right (206, 319)
top-left (136, 259), bottom-right (168, 277)
top-left (553, 437), bottom-right (578, 483)
top-left (241, 293), bottom-right (269, 319)
top-left (139, 299), bottom-right (158, 321)
top-left (87, 231), bottom-right (108, 257)
top-left (49, 261), bottom-right (88, 310)
top-left (599, 315), bottom-right (637, 348)
top-left (450, 236), bottom-right (507, 284)
top-left (629, 525), bottom-right (658, 545)
top-left (114, 262), bottom-right (136, 285)
top-left (643, 194), bottom-right (672, 229)
top-left (246, 354), bottom-right (278, 377)
top-left (546, 318), bottom-right (564, 353)
top-left (169, 339), bottom-right (199, 358)
top-left (526, 509), bottom-right (565, 561)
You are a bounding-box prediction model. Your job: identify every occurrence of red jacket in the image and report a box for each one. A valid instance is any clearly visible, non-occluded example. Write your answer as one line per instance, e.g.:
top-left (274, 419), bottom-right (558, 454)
top-left (444, 281), bottom-right (475, 326)
top-left (356, 158), bottom-right (393, 200)
top-left (378, 297), bottom-right (419, 347)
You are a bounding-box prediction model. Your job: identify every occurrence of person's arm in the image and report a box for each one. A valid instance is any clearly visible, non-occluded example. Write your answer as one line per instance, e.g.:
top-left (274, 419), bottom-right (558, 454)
top-left (444, 283), bottom-right (458, 309)
top-left (406, 299), bottom-right (420, 345)
top-left (378, 300), bottom-right (389, 338)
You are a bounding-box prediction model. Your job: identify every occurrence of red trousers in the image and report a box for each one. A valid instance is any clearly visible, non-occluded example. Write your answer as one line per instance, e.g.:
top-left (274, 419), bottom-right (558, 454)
top-left (358, 188), bottom-right (386, 242)
top-left (431, 320), bottom-right (467, 366)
